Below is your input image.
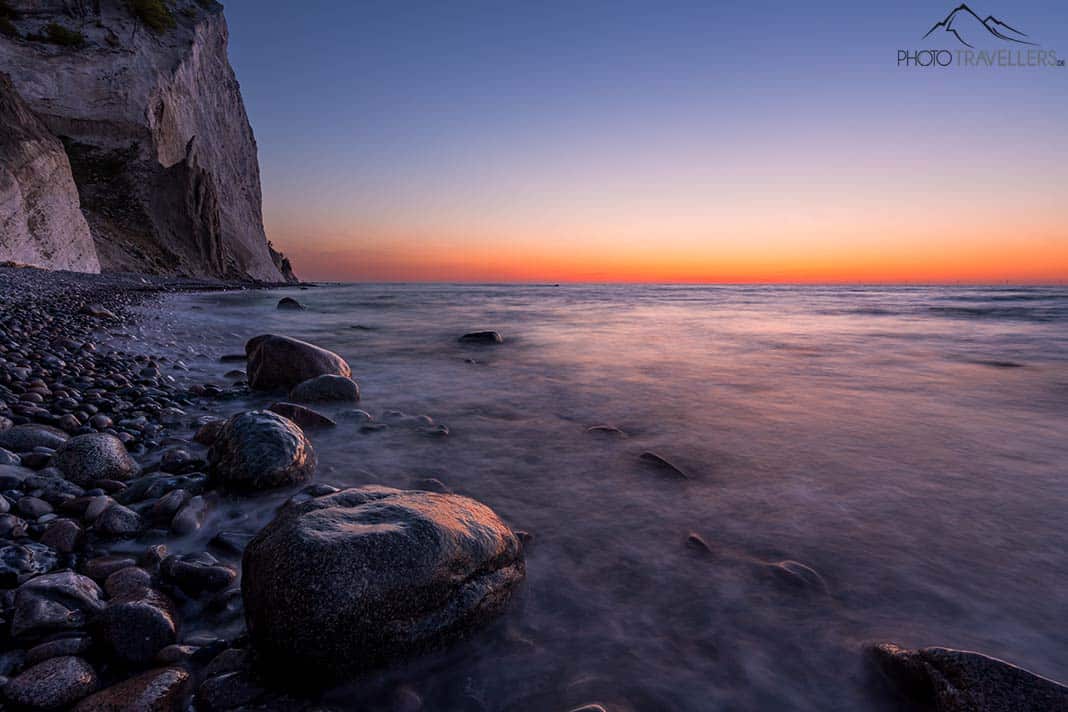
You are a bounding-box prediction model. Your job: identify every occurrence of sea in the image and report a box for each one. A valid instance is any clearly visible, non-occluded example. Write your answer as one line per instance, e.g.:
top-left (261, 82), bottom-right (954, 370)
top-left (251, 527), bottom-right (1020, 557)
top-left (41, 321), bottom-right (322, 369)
top-left (123, 283), bottom-right (1068, 711)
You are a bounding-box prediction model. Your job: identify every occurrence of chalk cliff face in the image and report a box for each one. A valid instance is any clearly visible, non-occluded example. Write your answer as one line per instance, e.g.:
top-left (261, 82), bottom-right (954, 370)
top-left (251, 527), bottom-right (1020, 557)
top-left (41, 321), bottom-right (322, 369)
top-left (0, 72), bottom-right (99, 272)
top-left (0, 0), bottom-right (295, 282)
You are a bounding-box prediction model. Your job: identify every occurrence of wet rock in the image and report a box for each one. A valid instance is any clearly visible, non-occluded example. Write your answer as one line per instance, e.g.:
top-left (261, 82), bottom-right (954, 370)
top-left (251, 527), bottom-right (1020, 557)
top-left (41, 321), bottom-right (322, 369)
top-left (268, 402), bottom-right (337, 429)
top-left (586, 425), bottom-right (627, 437)
top-left (26, 635), bottom-right (93, 664)
top-left (170, 495), bottom-right (207, 535)
top-left (50, 434), bottom-right (140, 487)
top-left (277, 297), bottom-right (305, 311)
top-left (158, 447), bottom-right (202, 475)
top-left (16, 496), bottom-right (52, 519)
top-left (94, 589), bottom-right (178, 666)
top-left (210, 530), bottom-right (255, 555)
top-left (869, 642), bottom-right (1068, 711)
top-left (72, 665), bottom-right (191, 712)
top-left (151, 489), bottom-right (191, 522)
top-left (243, 485), bottom-right (525, 679)
top-left (685, 532), bottom-right (714, 556)
top-left (161, 553), bottom-right (236, 596)
top-left (0, 424), bottom-right (69, 452)
top-left (3, 655), bottom-right (97, 709)
top-left (82, 304), bottom-right (117, 320)
top-left (11, 572), bottom-right (104, 641)
top-left (0, 447), bottom-right (20, 466)
top-left (245, 334), bottom-right (351, 391)
top-left (94, 503), bottom-right (142, 537)
top-left (83, 555), bottom-right (138, 583)
top-left (0, 513), bottom-right (28, 538)
top-left (638, 451), bottom-right (688, 478)
top-left (195, 669), bottom-right (268, 711)
top-left (40, 518), bottom-right (82, 553)
top-left (0, 541), bottom-right (57, 586)
top-left (288, 374), bottom-right (360, 403)
top-left (459, 331), bottom-right (503, 344)
top-left (104, 566), bottom-right (152, 597)
top-left (208, 411), bottom-right (316, 491)
top-left (193, 420), bottom-right (225, 446)
top-left (337, 409), bottom-right (374, 424)
top-left (762, 559), bottom-right (829, 594)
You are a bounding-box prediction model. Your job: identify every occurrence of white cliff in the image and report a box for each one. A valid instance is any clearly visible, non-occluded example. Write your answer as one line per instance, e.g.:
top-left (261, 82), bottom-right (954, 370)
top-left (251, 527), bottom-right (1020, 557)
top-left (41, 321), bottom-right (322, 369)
top-left (0, 0), bottom-right (294, 281)
top-left (0, 72), bottom-right (99, 272)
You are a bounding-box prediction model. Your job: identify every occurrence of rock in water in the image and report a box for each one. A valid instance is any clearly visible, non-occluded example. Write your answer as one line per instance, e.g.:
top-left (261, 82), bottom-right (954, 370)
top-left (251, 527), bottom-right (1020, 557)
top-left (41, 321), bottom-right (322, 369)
top-left (50, 433), bottom-right (141, 486)
top-left (73, 666), bottom-right (191, 712)
top-left (0, 73), bottom-right (99, 272)
top-left (459, 331), bottom-right (504, 344)
top-left (245, 334), bottom-right (351, 391)
top-left (869, 643), bottom-right (1068, 711)
top-left (242, 486), bottom-right (525, 680)
top-left (268, 402), bottom-right (337, 429)
top-left (288, 374), bottom-right (360, 403)
top-left (0, 1), bottom-right (293, 281)
top-left (277, 297), bottom-right (305, 310)
top-left (208, 410), bottom-right (316, 491)
top-left (4, 656), bottom-right (98, 709)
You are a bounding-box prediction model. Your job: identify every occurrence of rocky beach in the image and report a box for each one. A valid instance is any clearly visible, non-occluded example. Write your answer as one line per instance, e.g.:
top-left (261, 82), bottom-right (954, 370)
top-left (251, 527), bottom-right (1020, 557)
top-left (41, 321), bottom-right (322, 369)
top-left (0, 270), bottom-right (1065, 710)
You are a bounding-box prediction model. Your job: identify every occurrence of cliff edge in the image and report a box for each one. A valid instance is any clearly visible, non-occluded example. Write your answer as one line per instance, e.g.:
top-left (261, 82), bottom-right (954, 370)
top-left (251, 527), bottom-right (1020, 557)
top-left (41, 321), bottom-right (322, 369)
top-left (0, 0), bottom-right (296, 282)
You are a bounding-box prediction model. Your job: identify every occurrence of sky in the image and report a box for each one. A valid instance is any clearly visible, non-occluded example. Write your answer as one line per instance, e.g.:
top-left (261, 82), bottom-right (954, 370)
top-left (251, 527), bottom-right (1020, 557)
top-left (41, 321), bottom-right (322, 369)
top-left (223, 0), bottom-right (1068, 283)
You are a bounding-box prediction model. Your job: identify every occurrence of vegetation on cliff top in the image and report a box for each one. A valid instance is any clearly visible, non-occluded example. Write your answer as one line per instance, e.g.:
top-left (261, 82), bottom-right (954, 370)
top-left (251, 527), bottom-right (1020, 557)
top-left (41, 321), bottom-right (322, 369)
top-left (130, 0), bottom-right (176, 33)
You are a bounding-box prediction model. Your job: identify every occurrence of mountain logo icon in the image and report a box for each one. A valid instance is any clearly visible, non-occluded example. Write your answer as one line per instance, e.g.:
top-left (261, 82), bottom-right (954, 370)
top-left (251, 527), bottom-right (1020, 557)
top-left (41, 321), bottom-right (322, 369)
top-left (923, 4), bottom-right (1036, 48)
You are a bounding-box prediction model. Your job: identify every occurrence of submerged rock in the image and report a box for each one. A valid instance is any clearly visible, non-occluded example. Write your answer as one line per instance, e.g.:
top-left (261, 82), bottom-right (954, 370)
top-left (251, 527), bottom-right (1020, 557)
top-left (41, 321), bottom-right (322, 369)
top-left (276, 297), bottom-right (305, 311)
top-left (51, 433), bottom-right (140, 487)
top-left (242, 486), bottom-right (525, 680)
top-left (288, 374), bottom-right (360, 403)
top-left (459, 330), bottom-right (503, 344)
top-left (245, 334), bottom-right (351, 391)
top-left (869, 642), bottom-right (1068, 711)
top-left (638, 451), bottom-right (688, 478)
top-left (208, 410), bottom-right (316, 491)
top-left (268, 402), bottom-right (337, 429)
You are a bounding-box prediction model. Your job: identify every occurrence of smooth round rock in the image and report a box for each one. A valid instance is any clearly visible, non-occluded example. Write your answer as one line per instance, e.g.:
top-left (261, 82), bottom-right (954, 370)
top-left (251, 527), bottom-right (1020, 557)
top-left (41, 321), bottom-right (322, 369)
top-left (245, 334), bottom-right (351, 391)
top-left (4, 656), bottom-right (97, 709)
top-left (0, 424), bottom-right (69, 453)
top-left (50, 434), bottom-right (140, 487)
top-left (242, 485), bottom-right (525, 680)
top-left (93, 589), bottom-right (178, 666)
top-left (276, 297), bottom-right (305, 311)
top-left (288, 374), bottom-right (360, 403)
top-left (208, 411), bottom-right (316, 491)
top-left (73, 666), bottom-right (191, 712)
top-left (267, 402), bottom-right (337, 430)
top-left (11, 572), bottom-right (105, 641)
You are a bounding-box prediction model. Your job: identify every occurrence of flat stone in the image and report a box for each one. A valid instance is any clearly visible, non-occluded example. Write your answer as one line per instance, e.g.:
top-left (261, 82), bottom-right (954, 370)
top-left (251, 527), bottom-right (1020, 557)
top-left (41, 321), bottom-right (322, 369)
top-left (3, 655), bottom-right (97, 709)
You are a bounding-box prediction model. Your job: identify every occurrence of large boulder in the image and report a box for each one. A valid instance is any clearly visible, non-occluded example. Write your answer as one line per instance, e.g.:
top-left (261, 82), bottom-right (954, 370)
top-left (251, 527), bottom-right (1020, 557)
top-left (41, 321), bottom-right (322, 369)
top-left (50, 433), bottom-right (140, 486)
top-left (208, 411), bottom-right (316, 491)
top-left (288, 374), bottom-right (360, 403)
top-left (870, 643), bottom-right (1068, 711)
top-left (245, 334), bottom-right (351, 391)
top-left (242, 486), bottom-right (525, 680)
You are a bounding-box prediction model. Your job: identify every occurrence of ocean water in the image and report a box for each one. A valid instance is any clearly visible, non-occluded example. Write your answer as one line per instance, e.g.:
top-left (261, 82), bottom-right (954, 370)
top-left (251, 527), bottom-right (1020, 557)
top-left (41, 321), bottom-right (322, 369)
top-left (134, 284), bottom-right (1068, 711)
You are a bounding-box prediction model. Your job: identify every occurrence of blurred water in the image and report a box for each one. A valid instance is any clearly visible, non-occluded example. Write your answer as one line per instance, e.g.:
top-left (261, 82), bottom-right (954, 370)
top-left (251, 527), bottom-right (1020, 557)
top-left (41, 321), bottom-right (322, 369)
top-left (141, 284), bottom-right (1068, 711)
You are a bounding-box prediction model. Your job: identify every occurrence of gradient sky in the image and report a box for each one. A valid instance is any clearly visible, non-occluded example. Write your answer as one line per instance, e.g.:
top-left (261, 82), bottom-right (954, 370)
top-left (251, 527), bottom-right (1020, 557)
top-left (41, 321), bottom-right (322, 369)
top-left (224, 0), bottom-right (1068, 282)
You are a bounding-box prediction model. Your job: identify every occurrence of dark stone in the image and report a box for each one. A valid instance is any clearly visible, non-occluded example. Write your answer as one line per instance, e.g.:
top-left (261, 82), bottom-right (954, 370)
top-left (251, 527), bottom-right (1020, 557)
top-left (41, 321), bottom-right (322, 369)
top-left (458, 331), bottom-right (503, 344)
top-left (208, 411), bottom-right (316, 491)
top-left (50, 433), bottom-right (140, 486)
top-left (170, 495), bottom-right (207, 535)
top-left (104, 566), bottom-right (153, 597)
top-left (83, 555), bottom-right (138, 582)
top-left (870, 642), bottom-right (1068, 711)
top-left (72, 665), bottom-right (192, 712)
top-left (10, 572), bottom-right (105, 641)
top-left (26, 635), bottom-right (93, 664)
top-left (288, 374), bottom-right (360, 403)
top-left (245, 334), bottom-right (351, 391)
top-left (0, 424), bottom-right (69, 453)
top-left (160, 553), bottom-right (236, 595)
top-left (276, 297), bottom-right (305, 311)
top-left (242, 485), bottom-right (525, 680)
top-left (40, 518), bottom-right (82, 553)
top-left (94, 503), bottom-right (142, 537)
top-left (638, 451), bottom-right (688, 478)
top-left (3, 655), bottom-right (97, 709)
top-left (268, 402), bottom-right (337, 429)
top-left (0, 541), bottom-right (58, 587)
top-left (93, 589), bottom-right (178, 666)
top-left (586, 425), bottom-right (627, 437)
top-left (192, 420), bottom-right (224, 446)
